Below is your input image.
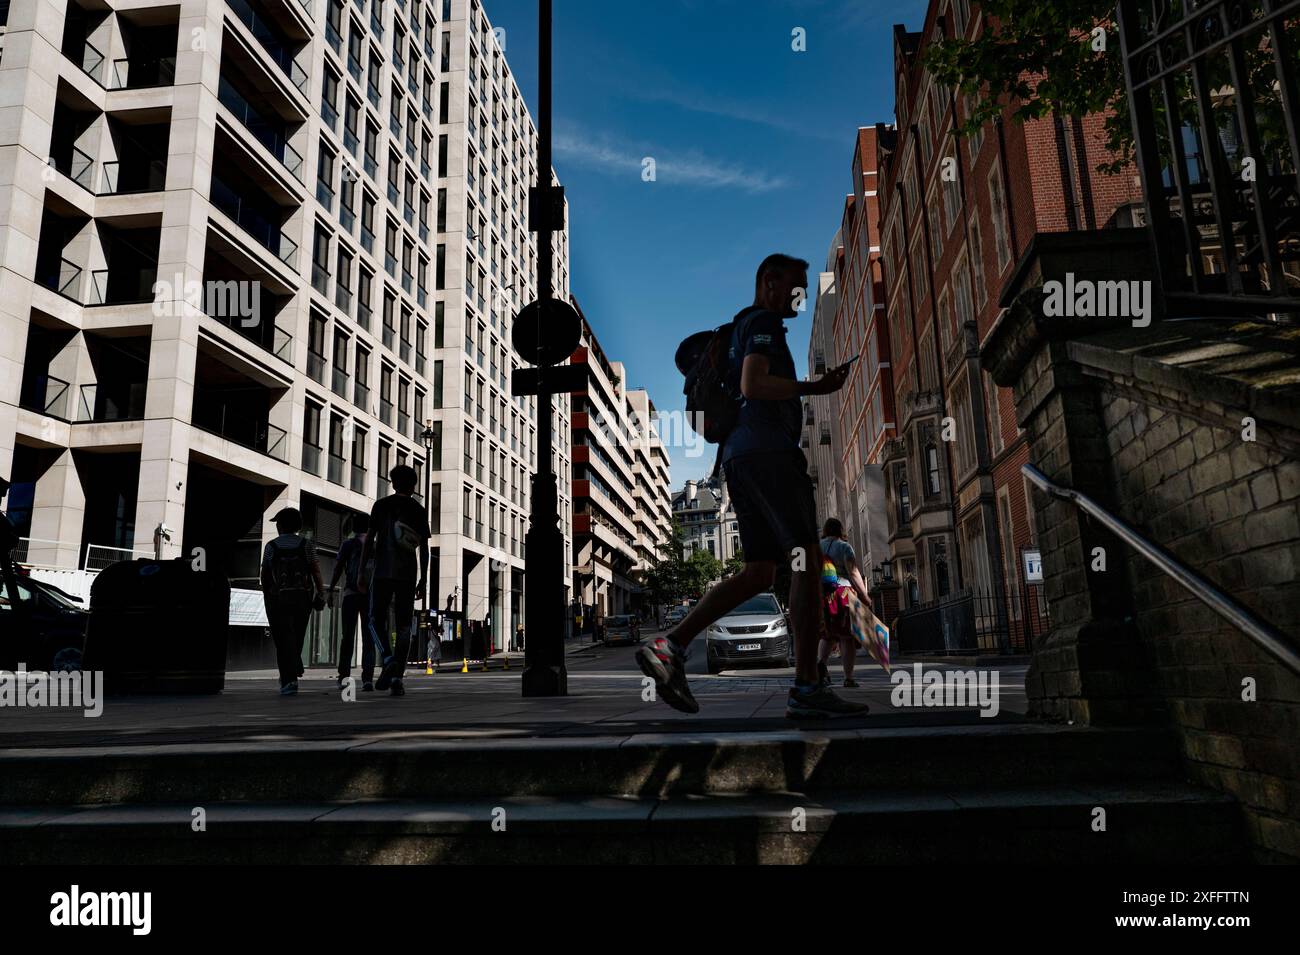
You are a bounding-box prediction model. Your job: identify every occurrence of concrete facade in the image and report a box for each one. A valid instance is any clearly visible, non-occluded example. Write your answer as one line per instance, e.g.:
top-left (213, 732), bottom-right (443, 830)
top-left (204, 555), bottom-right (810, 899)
top-left (0, 0), bottom-right (571, 661)
top-left (569, 303), bottom-right (673, 618)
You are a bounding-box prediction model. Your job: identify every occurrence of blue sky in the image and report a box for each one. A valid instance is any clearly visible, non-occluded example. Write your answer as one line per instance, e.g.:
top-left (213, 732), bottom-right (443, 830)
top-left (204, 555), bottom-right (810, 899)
top-left (483, 0), bottom-right (929, 483)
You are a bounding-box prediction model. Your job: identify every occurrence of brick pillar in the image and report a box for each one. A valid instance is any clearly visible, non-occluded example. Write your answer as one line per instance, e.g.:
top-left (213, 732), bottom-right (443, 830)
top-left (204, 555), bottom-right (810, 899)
top-left (981, 232), bottom-right (1163, 724)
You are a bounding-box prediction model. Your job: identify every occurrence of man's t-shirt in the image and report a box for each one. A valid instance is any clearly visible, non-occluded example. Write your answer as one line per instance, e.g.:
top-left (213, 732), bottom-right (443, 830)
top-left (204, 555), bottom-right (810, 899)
top-left (721, 307), bottom-right (803, 465)
top-left (368, 494), bottom-right (431, 582)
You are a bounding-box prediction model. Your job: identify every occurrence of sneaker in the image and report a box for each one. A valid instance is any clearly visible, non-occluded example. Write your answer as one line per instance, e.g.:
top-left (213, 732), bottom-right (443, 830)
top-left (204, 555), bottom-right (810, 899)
top-left (361, 681), bottom-right (374, 692)
top-left (279, 681), bottom-right (298, 697)
top-left (390, 679), bottom-right (405, 697)
top-left (843, 677), bottom-right (860, 689)
top-left (818, 661), bottom-right (831, 688)
top-left (375, 659), bottom-right (397, 692)
top-left (786, 684), bottom-right (869, 720)
top-left (337, 676), bottom-right (349, 690)
top-left (635, 637), bottom-right (699, 714)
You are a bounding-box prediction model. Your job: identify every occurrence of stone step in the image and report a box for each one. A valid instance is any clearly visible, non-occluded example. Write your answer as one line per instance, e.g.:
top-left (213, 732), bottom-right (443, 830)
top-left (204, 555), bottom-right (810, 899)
top-left (0, 724), bottom-right (1185, 806)
top-left (0, 784), bottom-right (1247, 864)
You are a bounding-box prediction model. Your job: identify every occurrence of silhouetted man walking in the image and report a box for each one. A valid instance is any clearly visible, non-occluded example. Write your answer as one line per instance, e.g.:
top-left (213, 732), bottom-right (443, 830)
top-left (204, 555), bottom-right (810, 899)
top-left (361, 464), bottom-right (430, 697)
top-left (637, 254), bottom-right (867, 719)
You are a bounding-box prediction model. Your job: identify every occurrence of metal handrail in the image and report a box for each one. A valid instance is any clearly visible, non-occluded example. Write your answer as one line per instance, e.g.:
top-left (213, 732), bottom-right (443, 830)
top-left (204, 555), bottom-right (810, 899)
top-left (1023, 464), bottom-right (1300, 675)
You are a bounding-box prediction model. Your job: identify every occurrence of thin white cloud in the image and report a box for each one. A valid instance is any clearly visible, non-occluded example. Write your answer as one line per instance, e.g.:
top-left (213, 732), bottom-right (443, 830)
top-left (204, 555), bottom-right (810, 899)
top-left (553, 125), bottom-right (789, 193)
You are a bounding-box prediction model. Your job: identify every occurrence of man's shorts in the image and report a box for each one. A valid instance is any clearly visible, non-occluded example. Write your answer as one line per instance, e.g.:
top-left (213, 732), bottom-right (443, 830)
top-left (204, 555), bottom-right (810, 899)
top-left (722, 449), bottom-right (818, 564)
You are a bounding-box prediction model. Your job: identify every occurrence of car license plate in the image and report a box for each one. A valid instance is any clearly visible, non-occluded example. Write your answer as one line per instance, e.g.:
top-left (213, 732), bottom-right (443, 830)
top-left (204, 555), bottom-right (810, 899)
top-left (736, 642), bottom-right (762, 651)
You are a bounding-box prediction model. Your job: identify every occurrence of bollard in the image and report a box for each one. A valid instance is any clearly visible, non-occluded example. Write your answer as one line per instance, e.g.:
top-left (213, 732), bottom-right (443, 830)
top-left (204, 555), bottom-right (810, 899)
top-left (461, 656), bottom-right (468, 673)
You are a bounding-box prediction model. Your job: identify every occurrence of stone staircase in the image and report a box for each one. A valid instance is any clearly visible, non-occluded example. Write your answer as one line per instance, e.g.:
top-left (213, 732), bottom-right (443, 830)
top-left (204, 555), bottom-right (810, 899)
top-left (0, 723), bottom-right (1250, 863)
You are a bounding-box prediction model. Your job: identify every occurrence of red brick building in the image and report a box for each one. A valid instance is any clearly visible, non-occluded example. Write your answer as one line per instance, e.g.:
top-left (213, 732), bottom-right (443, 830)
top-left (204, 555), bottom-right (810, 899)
top-left (876, 0), bottom-right (1143, 638)
top-left (825, 125), bottom-right (898, 572)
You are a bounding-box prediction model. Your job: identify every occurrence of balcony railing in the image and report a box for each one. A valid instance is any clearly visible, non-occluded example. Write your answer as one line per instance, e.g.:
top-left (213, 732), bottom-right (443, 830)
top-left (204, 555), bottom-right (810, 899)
top-left (75, 39), bottom-right (107, 85)
top-left (208, 307), bottom-right (294, 365)
top-left (217, 74), bottom-right (303, 179)
top-left (76, 381), bottom-right (146, 422)
top-left (334, 282), bottom-right (352, 313)
top-left (302, 442), bottom-right (322, 474)
top-left (109, 56), bottom-right (176, 90)
top-left (52, 145), bottom-right (96, 191)
top-left (312, 262), bottom-right (330, 295)
top-left (307, 349), bottom-right (327, 383)
top-left (226, 0), bottom-right (309, 95)
top-left (210, 171), bottom-right (298, 268)
top-left (20, 374), bottom-right (71, 421)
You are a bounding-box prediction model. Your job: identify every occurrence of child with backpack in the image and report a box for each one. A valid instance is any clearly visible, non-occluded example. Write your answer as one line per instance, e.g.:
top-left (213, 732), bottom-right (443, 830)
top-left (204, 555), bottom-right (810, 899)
top-left (261, 507), bottom-right (326, 696)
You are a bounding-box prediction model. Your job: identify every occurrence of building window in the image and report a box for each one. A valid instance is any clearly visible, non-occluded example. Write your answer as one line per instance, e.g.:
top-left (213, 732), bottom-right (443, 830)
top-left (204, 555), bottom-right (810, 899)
top-left (969, 220), bottom-right (987, 306)
top-left (926, 444), bottom-right (941, 496)
top-left (988, 160), bottom-right (1012, 270)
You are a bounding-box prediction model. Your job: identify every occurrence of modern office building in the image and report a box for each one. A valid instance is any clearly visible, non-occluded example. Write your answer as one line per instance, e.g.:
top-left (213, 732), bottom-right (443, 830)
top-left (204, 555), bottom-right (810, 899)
top-left (875, 0), bottom-right (1142, 624)
top-left (0, 0), bottom-right (571, 661)
top-left (569, 301), bottom-right (673, 618)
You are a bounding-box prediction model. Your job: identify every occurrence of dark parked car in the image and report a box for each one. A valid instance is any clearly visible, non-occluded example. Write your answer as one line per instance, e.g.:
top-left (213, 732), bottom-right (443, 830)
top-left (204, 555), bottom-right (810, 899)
top-left (601, 614), bottom-right (641, 645)
top-left (0, 574), bottom-right (89, 671)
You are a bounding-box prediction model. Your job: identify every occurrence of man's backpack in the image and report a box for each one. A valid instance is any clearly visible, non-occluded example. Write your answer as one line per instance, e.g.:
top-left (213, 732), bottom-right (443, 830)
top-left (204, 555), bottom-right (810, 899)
top-left (269, 538), bottom-right (312, 605)
top-left (676, 323), bottom-right (742, 445)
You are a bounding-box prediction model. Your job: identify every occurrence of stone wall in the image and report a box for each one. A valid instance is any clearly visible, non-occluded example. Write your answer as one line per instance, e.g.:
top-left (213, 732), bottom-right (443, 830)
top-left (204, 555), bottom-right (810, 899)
top-left (987, 299), bottom-right (1300, 861)
top-left (1073, 324), bottom-right (1300, 862)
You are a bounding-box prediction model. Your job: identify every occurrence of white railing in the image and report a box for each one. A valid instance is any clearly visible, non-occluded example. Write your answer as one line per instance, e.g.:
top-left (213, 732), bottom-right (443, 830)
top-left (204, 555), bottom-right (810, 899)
top-left (85, 543), bottom-right (150, 571)
top-left (12, 537), bottom-right (149, 571)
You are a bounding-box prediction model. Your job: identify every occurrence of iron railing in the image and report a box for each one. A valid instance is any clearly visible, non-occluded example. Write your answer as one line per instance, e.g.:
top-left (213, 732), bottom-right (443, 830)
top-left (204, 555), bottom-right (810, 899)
top-left (1119, 0), bottom-right (1300, 317)
top-left (894, 583), bottom-right (1050, 655)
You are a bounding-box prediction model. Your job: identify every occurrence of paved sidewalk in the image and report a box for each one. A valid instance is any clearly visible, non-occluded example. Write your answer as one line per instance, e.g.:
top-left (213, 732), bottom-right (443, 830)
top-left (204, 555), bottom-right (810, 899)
top-left (0, 658), bottom-right (1028, 750)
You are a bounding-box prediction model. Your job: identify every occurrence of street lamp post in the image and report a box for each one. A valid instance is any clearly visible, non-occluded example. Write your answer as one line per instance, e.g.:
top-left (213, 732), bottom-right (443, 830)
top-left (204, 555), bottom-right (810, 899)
top-left (510, 0), bottom-right (585, 697)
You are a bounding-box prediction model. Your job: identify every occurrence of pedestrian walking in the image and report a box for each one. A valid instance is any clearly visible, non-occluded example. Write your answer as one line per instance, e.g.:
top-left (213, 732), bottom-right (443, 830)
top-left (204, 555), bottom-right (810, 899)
top-left (360, 464), bottom-right (430, 697)
top-left (638, 253), bottom-right (867, 719)
top-left (817, 518), bottom-right (873, 688)
top-left (261, 507), bottom-right (326, 696)
top-left (328, 513), bottom-right (383, 691)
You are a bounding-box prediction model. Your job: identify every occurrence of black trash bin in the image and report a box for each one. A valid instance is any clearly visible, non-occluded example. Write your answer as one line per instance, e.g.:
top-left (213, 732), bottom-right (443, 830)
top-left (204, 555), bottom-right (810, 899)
top-left (83, 558), bottom-right (231, 694)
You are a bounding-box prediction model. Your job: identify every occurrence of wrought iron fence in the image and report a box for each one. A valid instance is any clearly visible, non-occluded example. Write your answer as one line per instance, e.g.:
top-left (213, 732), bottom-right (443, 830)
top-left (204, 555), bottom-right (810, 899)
top-left (893, 584), bottom-right (1051, 655)
top-left (1119, 0), bottom-right (1300, 316)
